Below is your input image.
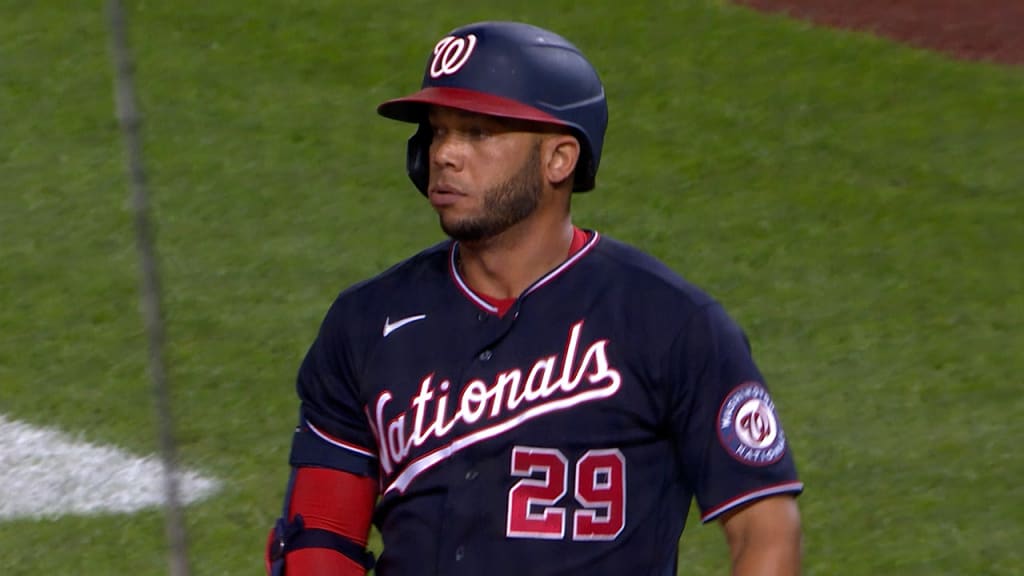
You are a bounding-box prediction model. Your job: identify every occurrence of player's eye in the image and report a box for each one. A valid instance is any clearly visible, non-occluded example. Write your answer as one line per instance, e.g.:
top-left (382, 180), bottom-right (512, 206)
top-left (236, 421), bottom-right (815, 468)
top-left (465, 125), bottom-right (490, 140)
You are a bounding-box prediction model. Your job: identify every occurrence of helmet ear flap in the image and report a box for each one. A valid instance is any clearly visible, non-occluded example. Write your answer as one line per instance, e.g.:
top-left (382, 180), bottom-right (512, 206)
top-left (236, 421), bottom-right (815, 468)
top-left (406, 123), bottom-right (431, 196)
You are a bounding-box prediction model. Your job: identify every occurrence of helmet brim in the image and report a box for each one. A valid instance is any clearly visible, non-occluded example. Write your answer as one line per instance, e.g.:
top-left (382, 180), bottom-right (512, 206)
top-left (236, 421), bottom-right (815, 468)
top-left (377, 87), bottom-right (567, 127)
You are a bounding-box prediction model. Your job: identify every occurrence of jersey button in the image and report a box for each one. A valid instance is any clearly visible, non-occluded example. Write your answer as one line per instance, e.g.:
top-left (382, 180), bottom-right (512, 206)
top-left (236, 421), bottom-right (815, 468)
top-left (479, 350), bottom-right (492, 361)
top-left (465, 469), bottom-right (478, 481)
top-left (455, 546), bottom-right (465, 561)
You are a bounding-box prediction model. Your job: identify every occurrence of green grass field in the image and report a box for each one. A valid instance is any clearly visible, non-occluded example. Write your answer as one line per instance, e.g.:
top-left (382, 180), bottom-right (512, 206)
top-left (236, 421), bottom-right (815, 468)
top-left (2, 1), bottom-right (1022, 574)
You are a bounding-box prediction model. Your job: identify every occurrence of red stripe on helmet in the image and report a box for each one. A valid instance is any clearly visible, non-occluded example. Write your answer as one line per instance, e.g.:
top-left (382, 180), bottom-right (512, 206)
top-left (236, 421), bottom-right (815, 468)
top-left (377, 86), bottom-right (567, 127)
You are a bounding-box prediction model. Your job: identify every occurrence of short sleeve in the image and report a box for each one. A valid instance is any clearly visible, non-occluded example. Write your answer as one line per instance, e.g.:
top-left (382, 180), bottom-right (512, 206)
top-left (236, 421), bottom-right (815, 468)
top-left (288, 300), bottom-right (379, 478)
top-left (670, 303), bottom-right (803, 522)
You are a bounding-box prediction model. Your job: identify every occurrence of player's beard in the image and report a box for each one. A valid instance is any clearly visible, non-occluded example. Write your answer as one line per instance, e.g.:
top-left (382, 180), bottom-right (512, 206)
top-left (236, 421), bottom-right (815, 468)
top-left (440, 143), bottom-right (542, 243)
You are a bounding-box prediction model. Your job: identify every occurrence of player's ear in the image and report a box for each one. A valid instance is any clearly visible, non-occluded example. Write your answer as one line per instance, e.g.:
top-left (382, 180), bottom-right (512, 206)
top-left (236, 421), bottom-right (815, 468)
top-left (542, 134), bottom-right (580, 189)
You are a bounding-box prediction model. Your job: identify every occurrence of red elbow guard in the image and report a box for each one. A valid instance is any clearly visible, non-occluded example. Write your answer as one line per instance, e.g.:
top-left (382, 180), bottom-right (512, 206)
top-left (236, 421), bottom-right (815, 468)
top-left (266, 467), bottom-right (377, 575)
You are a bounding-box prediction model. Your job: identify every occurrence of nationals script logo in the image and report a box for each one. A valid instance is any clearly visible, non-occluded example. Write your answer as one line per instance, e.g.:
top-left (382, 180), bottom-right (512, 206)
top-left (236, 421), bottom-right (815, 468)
top-left (369, 320), bottom-right (621, 494)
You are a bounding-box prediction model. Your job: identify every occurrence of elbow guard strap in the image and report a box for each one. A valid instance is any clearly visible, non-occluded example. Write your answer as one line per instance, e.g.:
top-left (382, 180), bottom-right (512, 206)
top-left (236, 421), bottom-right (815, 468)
top-left (268, 514), bottom-right (375, 573)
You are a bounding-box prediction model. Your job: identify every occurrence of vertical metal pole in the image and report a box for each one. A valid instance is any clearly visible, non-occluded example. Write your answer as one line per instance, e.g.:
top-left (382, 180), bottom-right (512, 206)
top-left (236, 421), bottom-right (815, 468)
top-left (106, 2), bottom-right (191, 575)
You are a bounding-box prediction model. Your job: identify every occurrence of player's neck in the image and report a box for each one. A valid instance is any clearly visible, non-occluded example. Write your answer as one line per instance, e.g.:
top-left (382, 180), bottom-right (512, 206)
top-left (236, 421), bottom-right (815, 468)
top-left (457, 214), bottom-right (574, 300)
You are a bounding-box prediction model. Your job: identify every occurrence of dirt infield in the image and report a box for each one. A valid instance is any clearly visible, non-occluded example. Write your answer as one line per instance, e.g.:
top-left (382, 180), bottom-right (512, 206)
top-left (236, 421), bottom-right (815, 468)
top-left (735, 0), bottom-right (1024, 66)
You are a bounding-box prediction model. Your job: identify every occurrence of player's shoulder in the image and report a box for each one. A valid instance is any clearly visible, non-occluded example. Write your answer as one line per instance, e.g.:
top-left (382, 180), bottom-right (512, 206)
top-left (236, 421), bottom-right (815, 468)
top-left (587, 233), bottom-right (751, 361)
top-left (302, 241), bottom-right (452, 364)
top-left (310, 240), bottom-right (450, 341)
top-left (334, 240), bottom-right (451, 305)
top-left (588, 233), bottom-right (716, 310)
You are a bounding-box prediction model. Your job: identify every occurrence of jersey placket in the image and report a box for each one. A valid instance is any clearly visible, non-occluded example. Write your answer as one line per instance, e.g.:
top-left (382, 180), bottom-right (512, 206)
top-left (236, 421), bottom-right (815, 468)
top-left (433, 302), bottom-right (520, 575)
top-left (427, 236), bottom-right (601, 573)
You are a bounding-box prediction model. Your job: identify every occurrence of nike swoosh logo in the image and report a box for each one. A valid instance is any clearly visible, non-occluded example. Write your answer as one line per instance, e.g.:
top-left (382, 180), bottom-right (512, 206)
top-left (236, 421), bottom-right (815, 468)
top-left (383, 314), bottom-right (427, 338)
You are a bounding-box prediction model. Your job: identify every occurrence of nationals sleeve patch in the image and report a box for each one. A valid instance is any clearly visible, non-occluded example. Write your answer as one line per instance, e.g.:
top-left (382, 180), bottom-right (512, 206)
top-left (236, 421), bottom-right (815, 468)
top-left (717, 382), bottom-right (787, 466)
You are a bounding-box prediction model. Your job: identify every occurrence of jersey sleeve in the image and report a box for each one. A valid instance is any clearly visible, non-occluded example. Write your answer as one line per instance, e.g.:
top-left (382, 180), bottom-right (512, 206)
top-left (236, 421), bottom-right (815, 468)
top-left (670, 303), bottom-right (803, 523)
top-left (289, 299), bottom-right (379, 479)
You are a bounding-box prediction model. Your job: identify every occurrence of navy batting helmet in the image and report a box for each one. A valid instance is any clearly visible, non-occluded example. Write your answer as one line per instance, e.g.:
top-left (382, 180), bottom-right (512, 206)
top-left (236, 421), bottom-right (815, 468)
top-left (377, 21), bottom-right (608, 194)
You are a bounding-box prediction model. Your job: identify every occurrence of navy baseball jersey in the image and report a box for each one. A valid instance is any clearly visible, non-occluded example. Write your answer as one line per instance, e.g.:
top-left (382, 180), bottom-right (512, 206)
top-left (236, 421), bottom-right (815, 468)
top-left (287, 231), bottom-right (802, 575)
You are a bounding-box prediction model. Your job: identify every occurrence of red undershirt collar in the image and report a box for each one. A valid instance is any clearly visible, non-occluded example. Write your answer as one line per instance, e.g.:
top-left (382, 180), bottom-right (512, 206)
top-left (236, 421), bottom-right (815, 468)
top-left (476, 227), bottom-right (590, 318)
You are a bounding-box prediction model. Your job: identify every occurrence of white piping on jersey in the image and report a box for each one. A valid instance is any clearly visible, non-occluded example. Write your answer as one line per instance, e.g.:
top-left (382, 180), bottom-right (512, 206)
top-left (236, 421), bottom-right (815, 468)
top-left (449, 245), bottom-right (498, 313)
top-left (448, 231), bottom-right (601, 313)
top-left (306, 420), bottom-right (376, 458)
top-left (523, 230), bottom-right (600, 296)
top-left (699, 481), bottom-right (805, 523)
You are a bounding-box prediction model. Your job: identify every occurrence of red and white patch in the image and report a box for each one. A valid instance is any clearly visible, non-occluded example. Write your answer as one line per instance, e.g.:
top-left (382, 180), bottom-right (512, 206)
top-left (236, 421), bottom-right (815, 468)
top-left (717, 382), bottom-right (787, 466)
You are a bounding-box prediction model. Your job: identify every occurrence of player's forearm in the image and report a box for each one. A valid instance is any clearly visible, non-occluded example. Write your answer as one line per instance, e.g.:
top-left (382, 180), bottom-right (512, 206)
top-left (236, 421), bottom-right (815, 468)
top-left (730, 536), bottom-right (801, 576)
top-left (723, 496), bottom-right (802, 576)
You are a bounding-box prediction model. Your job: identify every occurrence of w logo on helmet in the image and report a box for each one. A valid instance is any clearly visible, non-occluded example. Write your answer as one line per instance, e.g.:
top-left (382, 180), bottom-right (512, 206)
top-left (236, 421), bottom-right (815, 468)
top-left (429, 34), bottom-right (477, 78)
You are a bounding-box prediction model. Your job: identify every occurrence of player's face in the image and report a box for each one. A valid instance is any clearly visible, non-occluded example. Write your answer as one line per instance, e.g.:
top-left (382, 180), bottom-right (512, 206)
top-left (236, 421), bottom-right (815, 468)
top-left (426, 107), bottom-right (544, 243)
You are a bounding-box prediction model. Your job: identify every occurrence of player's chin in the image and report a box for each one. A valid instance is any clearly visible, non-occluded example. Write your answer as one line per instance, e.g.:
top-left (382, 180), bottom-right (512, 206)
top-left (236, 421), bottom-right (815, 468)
top-left (433, 201), bottom-right (478, 227)
top-left (438, 213), bottom-right (466, 236)
top-left (434, 206), bottom-right (466, 228)
top-left (439, 215), bottom-right (492, 243)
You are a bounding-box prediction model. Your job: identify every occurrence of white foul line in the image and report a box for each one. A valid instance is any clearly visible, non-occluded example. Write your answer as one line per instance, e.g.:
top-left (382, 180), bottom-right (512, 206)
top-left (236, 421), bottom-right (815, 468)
top-left (0, 414), bottom-right (220, 520)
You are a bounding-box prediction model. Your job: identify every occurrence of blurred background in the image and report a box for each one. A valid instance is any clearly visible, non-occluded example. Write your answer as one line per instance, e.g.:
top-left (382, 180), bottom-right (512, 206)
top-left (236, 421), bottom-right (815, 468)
top-left (1, 1), bottom-right (1021, 574)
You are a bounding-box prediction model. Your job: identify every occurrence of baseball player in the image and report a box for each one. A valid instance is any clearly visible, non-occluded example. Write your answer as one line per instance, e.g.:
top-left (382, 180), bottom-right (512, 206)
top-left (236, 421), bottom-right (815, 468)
top-left (267, 21), bottom-right (803, 576)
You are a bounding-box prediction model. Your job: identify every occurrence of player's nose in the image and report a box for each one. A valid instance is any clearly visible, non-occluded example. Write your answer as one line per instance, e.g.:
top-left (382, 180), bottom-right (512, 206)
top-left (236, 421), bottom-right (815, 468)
top-left (430, 132), bottom-right (464, 171)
